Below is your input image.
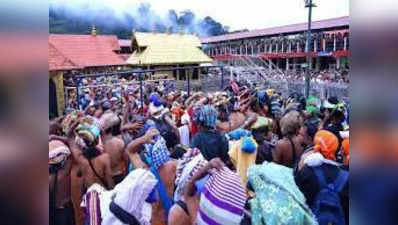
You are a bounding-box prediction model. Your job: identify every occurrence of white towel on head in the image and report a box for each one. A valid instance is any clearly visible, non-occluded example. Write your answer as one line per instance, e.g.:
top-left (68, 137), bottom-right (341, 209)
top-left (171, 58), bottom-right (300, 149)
top-left (304, 152), bottom-right (342, 168)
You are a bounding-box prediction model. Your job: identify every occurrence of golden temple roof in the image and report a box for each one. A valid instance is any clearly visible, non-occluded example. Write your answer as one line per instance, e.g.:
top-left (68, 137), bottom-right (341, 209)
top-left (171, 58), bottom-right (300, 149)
top-left (126, 32), bottom-right (213, 66)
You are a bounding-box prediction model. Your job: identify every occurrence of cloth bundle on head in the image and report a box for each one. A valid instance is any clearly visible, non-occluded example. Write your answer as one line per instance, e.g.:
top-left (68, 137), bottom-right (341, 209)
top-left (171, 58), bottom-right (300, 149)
top-left (248, 162), bottom-right (317, 225)
top-left (257, 90), bottom-right (269, 107)
top-left (314, 130), bottom-right (339, 161)
top-left (76, 116), bottom-right (101, 146)
top-left (192, 105), bottom-right (218, 129)
top-left (323, 96), bottom-right (339, 109)
top-left (266, 88), bottom-right (275, 96)
top-left (100, 112), bottom-right (120, 131)
top-left (149, 102), bottom-right (166, 119)
top-left (226, 128), bottom-right (251, 141)
top-left (174, 151), bottom-right (208, 202)
top-left (49, 140), bottom-right (70, 165)
top-left (250, 116), bottom-right (271, 132)
top-left (82, 169), bottom-right (157, 225)
top-left (62, 110), bottom-right (80, 135)
top-left (148, 136), bottom-right (170, 170)
top-left (270, 97), bottom-right (282, 117)
top-left (305, 95), bottom-right (319, 116)
top-left (197, 167), bottom-right (247, 225)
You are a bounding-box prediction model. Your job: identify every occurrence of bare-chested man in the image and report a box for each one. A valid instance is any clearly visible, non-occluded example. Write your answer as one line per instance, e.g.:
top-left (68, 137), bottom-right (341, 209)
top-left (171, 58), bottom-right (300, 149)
top-left (49, 140), bottom-right (74, 225)
top-left (67, 119), bottom-right (115, 191)
top-left (100, 112), bottom-right (129, 185)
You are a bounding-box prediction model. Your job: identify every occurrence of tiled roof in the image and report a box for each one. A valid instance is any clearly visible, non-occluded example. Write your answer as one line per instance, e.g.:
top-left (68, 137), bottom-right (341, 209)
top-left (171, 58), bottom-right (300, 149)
top-left (126, 32), bottom-right (212, 65)
top-left (201, 16), bottom-right (349, 43)
top-left (49, 43), bottom-right (80, 71)
top-left (49, 34), bottom-right (126, 70)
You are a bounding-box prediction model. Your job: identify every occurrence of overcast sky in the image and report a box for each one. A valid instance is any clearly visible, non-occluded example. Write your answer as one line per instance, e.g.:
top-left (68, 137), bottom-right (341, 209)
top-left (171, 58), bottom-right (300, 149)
top-left (52, 0), bottom-right (349, 31)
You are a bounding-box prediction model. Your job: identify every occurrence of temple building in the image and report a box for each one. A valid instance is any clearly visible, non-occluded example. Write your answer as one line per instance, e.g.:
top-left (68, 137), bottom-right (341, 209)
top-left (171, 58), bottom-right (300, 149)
top-left (49, 30), bottom-right (127, 117)
top-left (125, 32), bottom-right (213, 80)
top-left (201, 16), bottom-right (349, 71)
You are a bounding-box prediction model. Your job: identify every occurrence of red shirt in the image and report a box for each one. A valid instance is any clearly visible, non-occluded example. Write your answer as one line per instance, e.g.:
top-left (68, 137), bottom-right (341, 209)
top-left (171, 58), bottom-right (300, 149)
top-left (187, 107), bottom-right (198, 138)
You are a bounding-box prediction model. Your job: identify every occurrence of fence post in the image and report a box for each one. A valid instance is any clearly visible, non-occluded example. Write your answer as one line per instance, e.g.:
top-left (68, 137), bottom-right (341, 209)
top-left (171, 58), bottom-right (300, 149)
top-left (139, 73), bottom-right (144, 115)
top-left (74, 77), bottom-right (81, 110)
top-left (187, 68), bottom-right (191, 97)
top-left (220, 66), bottom-right (224, 90)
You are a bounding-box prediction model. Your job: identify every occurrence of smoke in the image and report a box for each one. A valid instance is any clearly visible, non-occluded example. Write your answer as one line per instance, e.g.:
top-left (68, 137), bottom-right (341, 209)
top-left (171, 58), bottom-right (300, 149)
top-left (49, 0), bottom-right (228, 37)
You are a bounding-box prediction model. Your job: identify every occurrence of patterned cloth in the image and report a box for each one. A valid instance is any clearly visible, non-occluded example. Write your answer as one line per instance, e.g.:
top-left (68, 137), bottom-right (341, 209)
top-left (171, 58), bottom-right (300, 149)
top-left (197, 167), bottom-right (247, 225)
top-left (148, 136), bottom-right (170, 170)
top-left (192, 105), bottom-right (218, 129)
top-left (270, 99), bottom-right (283, 117)
top-left (248, 162), bottom-right (318, 225)
top-left (49, 140), bottom-right (70, 165)
top-left (174, 151), bottom-right (208, 202)
top-left (61, 110), bottom-right (80, 135)
top-left (83, 188), bottom-right (102, 225)
top-left (76, 116), bottom-right (101, 144)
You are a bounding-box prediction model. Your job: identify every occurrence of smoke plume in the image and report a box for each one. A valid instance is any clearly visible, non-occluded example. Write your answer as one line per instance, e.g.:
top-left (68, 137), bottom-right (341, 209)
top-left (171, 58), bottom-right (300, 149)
top-left (49, 0), bottom-right (228, 38)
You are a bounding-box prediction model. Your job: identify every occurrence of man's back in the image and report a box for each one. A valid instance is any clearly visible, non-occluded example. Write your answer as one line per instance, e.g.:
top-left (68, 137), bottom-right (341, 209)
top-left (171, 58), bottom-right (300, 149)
top-left (103, 136), bottom-right (126, 176)
top-left (80, 153), bottom-right (114, 190)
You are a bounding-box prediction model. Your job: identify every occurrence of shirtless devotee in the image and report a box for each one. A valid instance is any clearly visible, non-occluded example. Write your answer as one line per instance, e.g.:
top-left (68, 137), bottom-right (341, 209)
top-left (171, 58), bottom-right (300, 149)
top-left (67, 117), bottom-right (115, 191)
top-left (100, 112), bottom-right (129, 184)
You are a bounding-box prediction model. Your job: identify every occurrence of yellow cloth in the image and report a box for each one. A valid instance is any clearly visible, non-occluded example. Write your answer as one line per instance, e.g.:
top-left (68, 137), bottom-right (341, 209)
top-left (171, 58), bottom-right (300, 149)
top-left (228, 139), bottom-right (257, 187)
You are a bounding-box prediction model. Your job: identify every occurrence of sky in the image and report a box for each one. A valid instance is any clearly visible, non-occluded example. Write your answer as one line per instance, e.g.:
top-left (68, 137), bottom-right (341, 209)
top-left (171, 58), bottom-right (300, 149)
top-left (51, 0), bottom-right (349, 31)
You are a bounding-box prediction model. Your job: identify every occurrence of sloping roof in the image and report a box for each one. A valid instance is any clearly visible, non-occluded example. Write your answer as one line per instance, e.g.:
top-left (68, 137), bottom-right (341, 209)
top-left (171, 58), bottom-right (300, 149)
top-left (201, 16), bottom-right (349, 43)
top-left (126, 32), bottom-right (212, 65)
top-left (49, 43), bottom-right (80, 71)
top-left (49, 34), bottom-right (126, 69)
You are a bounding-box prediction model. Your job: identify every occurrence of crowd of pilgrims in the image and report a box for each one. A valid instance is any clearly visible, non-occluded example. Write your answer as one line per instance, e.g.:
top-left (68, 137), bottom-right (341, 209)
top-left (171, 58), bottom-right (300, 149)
top-left (49, 80), bottom-right (349, 225)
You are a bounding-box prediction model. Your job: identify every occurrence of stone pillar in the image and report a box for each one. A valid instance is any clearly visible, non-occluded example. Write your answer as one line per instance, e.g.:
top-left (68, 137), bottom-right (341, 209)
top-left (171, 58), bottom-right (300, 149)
top-left (245, 44), bottom-right (248, 56)
top-left (344, 37), bottom-right (347, 50)
top-left (333, 37), bottom-right (336, 51)
top-left (286, 58), bottom-right (290, 71)
top-left (269, 59), bottom-right (272, 71)
top-left (314, 40), bottom-right (317, 52)
top-left (336, 57), bottom-right (341, 69)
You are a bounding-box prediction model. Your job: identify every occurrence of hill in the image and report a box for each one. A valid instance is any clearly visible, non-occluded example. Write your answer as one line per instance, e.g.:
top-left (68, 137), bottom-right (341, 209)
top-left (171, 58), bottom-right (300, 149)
top-left (49, 3), bottom-right (229, 39)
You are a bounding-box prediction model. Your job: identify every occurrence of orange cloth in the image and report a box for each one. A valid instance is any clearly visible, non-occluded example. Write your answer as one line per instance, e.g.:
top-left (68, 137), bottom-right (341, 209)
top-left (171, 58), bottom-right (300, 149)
top-left (342, 138), bottom-right (349, 165)
top-left (314, 130), bottom-right (339, 161)
top-left (171, 107), bottom-right (184, 127)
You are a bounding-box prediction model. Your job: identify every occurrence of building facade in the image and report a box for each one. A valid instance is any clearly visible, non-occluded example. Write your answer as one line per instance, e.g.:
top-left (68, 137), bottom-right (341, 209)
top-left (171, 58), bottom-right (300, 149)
top-left (201, 16), bottom-right (349, 71)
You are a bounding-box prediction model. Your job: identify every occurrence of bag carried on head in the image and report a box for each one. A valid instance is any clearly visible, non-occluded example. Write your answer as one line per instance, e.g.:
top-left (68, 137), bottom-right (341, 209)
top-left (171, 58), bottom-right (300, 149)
top-left (311, 166), bottom-right (348, 225)
top-left (153, 115), bottom-right (178, 149)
